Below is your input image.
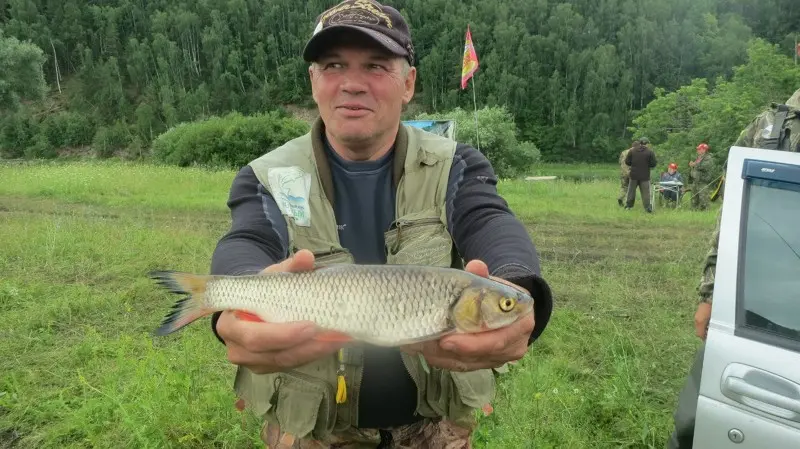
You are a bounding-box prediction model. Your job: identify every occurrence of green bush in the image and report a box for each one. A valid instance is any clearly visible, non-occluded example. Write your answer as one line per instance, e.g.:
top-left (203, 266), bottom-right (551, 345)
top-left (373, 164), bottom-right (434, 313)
top-left (151, 111), bottom-right (310, 168)
top-left (413, 106), bottom-right (540, 178)
top-left (0, 110), bottom-right (38, 158)
top-left (23, 132), bottom-right (56, 159)
top-left (92, 121), bottom-right (132, 158)
top-left (41, 111), bottom-right (96, 148)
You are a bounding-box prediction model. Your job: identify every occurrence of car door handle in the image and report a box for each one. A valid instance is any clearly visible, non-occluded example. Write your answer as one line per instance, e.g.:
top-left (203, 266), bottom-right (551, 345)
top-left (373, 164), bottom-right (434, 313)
top-left (723, 376), bottom-right (800, 421)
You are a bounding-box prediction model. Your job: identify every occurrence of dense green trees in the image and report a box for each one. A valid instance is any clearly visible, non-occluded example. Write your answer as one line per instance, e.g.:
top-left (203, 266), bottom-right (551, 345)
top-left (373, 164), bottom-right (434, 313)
top-left (0, 0), bottom-right (797, 164)
top-left (0, 29), bottom-right (47, 112)
top-left (632, 38), bottom-right (800, 172)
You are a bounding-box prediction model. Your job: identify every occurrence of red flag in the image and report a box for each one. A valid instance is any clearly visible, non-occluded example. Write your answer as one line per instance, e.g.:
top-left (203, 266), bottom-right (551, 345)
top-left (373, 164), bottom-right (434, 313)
top-left (461, 25), bottom-right (479, 89)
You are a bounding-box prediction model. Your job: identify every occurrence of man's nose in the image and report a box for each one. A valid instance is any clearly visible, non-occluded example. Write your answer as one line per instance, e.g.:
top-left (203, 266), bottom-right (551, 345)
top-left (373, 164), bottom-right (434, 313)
top-left (340, 69), bottom-right (368, 94)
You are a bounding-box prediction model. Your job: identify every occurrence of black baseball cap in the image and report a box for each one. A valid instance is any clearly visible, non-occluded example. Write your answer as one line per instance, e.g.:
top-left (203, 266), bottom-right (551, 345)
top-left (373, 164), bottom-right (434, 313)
top-left (303, 0), bottom-right (415, 65)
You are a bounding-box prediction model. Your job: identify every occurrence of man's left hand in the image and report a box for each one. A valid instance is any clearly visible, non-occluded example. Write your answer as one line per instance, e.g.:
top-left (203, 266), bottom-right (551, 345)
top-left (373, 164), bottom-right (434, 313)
top-left (400, 259), bottom-right (535, 372)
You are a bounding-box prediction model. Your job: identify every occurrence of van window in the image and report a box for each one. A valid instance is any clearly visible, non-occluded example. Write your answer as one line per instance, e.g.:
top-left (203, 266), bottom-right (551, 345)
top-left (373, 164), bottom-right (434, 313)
top-left (737, 178), bottom-right (800, 348)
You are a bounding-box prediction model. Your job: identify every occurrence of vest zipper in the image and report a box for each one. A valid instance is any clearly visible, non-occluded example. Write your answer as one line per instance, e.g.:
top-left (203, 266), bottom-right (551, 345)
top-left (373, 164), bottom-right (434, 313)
top-left (400, 352), bottom-right (422, 417)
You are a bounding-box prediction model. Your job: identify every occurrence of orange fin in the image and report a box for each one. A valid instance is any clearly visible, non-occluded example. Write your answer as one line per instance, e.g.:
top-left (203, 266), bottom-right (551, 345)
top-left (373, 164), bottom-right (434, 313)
top-left (150, 271), bottom-right (218, 336)
top-left (313, 330), bottom-right (353, 342)
top-left (234, 310), bottom-right (266, 322)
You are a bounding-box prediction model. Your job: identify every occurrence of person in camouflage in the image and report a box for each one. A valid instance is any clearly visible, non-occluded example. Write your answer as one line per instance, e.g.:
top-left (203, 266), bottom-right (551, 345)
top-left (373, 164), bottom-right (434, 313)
top-left (687, 143), bottom-right (716, 210)
top-left (666, 87), bottom-right (800, 449)
top-left (618, 142), bottom-right (634, 206)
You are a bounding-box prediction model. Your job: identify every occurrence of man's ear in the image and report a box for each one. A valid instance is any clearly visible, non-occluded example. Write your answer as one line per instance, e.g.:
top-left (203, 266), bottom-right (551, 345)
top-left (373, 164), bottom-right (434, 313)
top-left (402, 66), bottom-right (416, 104)
top-left (309, 64), bottom-right (321, 105)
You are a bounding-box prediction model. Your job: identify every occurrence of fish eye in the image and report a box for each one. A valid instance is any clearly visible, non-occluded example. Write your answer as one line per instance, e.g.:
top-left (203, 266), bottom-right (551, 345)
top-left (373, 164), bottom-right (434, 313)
top-left (499, 297), bottom-right (516, 312)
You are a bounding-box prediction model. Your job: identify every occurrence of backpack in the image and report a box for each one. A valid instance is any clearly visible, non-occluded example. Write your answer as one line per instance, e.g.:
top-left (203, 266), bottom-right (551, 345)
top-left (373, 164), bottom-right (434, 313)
top-left (755, 103), bottom-right (800, 152)
top-left (711, 98), bottom-right (800, 201)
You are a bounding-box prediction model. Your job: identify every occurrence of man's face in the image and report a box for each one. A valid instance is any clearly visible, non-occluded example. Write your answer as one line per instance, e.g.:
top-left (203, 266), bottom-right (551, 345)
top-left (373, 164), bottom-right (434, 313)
top-left (668, 168), bottom-right (676, 174)
top-left (309, 35), bottom-right (416, 151)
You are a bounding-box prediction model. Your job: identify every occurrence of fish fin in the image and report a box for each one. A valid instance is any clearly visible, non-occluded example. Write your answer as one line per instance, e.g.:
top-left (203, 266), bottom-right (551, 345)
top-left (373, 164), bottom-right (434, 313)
top-left (357, 328), bottom-right (458, 347)
top-left (418, 353), bottom-right (430, 374)
top-left (150, 271), bottom-right (218, 336)
top-left (278, 432), bottom-right (297, 447)
top-left (313, 330), bottom-right (354, 342)
top-left (234, 310), bottom-right (266, 322)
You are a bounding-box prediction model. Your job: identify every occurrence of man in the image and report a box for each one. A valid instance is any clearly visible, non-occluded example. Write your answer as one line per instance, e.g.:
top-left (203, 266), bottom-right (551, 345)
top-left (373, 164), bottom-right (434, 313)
top-left (666, 87), bottom-right (800, 449)
top-left (617, 142), bottom-right (633, 206)
top-left (624, 137), bottom-right (657, 212)
top-left (207, 1), bottom-right (553, 448)
top-left (687, 143), bottom-right (716, 211)
top-left (658, 163), bottom-right (684, 204)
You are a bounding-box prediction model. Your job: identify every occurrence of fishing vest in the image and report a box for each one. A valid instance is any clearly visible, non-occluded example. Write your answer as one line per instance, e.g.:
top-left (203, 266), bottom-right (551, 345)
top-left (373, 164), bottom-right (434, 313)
top-left (234, 117), bottom-right (498, 442)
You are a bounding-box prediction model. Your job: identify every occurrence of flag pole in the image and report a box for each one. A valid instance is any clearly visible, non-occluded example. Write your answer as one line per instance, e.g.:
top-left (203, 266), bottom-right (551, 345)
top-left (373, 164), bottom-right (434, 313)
top-left (471, 76), bottom-right (480, 151)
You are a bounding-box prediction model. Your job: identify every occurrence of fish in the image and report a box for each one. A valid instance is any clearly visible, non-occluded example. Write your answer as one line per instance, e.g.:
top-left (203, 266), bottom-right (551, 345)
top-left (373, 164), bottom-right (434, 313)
top-left (149, 263), bottom-right (534, 346)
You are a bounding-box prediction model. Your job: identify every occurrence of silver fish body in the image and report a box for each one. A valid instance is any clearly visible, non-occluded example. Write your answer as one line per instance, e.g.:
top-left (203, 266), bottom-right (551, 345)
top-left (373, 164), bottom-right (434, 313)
top-left (151, 264), bottom-right (534, 346)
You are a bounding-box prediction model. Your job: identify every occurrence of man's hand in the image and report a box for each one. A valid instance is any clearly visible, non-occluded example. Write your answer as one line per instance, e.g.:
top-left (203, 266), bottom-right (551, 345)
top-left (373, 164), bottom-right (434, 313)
top-left (694, 302), bottom-right (712, 340)
top-left (401, 259), bottom-right (535, 372)
top-left (215, 250), bottom-right (346, 374)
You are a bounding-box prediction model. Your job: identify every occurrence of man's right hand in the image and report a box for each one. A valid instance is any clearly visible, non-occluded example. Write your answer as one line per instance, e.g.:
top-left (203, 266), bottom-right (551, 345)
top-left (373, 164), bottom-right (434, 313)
top-left (694, 302), bottom-right (712, 340)
top-left (215, 249), bottom-right (346, 374)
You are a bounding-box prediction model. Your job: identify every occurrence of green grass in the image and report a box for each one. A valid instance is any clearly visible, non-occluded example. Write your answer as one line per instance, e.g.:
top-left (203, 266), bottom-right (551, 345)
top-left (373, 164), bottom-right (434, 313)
top-left (0, 160), bottom-right (717, 448)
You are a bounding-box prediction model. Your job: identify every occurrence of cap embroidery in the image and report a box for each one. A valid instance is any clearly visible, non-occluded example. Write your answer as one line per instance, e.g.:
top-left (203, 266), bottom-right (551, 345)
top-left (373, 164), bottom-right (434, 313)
top-left (320, 0), bottom-right (393, 28)
top-left (329, 9), bottom-right (381, 26)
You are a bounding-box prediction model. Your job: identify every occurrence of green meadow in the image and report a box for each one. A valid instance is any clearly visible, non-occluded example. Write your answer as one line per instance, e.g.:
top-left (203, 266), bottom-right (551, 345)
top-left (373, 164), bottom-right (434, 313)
top-left (0, 160), bottom-right (716, 448)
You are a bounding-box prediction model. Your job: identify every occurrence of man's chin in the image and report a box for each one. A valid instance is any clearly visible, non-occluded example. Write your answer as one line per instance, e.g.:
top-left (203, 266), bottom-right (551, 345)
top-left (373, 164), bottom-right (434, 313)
top-left (329, 127), bottom-right (376, 146)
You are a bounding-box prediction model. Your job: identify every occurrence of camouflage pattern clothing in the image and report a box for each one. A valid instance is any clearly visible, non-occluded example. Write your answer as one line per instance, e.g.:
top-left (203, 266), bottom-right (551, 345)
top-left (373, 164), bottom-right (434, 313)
top-left (618, 147), bottom-right (632, 205)
top-left (262, 418), bottom-right (473, 449)
top-left (688, 152), bottom-right (716, 211)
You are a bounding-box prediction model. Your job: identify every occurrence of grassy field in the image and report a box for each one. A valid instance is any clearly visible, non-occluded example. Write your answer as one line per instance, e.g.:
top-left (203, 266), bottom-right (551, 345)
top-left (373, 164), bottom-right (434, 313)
top-left (0, 160), bottom-right (717, 448)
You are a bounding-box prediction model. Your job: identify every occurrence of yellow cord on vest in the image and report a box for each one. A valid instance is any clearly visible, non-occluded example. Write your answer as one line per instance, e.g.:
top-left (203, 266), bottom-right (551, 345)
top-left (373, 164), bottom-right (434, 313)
top-left (336, 348), bottom-right (347, 404)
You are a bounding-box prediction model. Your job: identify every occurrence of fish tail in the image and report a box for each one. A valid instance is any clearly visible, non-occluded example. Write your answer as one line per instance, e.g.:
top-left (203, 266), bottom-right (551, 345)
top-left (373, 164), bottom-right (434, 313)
top-left (150, 270), bottom-right (218, 336)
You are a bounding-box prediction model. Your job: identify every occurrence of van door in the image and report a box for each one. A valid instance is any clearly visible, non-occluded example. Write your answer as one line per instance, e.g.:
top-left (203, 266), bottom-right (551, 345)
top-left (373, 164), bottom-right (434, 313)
top-left (694, 146), bottom-right (800, 448)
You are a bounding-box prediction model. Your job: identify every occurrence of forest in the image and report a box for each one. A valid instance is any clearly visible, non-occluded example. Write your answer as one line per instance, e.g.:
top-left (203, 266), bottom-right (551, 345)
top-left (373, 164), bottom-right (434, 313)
top-left (1, 0), bottom-right (799, 164)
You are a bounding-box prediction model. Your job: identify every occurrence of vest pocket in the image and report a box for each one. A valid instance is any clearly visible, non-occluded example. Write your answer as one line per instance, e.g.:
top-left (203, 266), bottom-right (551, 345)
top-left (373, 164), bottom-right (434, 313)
top-left (401, 352), bottom-right (496, 429)
top-left (272, 370), bottom-right (337, 441)
top-left (385, 210), bottom-right (453, 267)
top-left (311, 247), bottom-right (353, 265)
top-left (290, 243), bottom-right (354, 265)
top-left (448, 370), bottom-right (496, 428)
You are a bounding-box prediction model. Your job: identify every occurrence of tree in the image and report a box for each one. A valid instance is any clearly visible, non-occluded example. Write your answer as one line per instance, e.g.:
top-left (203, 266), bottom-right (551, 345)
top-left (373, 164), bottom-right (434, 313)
top-left (0, 30), bottom-right (47, 112)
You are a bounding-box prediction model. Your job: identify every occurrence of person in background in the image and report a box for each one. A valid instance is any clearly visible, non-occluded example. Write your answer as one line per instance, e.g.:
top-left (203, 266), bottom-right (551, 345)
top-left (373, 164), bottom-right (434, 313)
top-left (618, 142), bottom-right (633, 206)
top-left (659, 162), bottom-right (684, 204)
top-left (624, 137), bottom-right (657, 213)
top-left (688, 143), bottom-right (716, 211)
